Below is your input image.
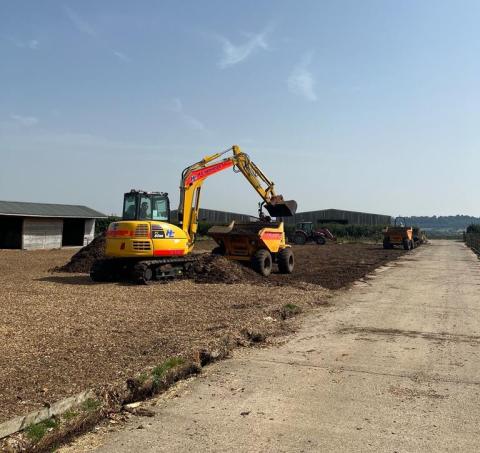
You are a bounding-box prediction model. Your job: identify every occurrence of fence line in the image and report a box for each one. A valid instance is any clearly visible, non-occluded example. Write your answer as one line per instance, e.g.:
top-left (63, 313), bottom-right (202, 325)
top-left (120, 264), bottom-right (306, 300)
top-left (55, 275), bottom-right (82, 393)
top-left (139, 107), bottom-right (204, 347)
top-left (465, 233), bottom-right (480, 255)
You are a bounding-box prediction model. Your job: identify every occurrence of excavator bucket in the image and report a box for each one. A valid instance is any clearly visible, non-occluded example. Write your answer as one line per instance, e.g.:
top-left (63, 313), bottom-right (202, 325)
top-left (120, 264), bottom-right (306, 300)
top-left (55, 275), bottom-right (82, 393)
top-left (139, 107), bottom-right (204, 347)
top-left (265, 199), bottom-right (297, 218)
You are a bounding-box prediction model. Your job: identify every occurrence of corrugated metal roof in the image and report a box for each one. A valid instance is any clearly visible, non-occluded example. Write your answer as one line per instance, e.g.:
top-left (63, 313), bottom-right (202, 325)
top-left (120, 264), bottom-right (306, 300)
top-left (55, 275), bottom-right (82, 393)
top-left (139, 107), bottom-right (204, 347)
top-left (0, 200), bottom-right (107, 218)
top-left (296, 208), bottom-right (391, 218)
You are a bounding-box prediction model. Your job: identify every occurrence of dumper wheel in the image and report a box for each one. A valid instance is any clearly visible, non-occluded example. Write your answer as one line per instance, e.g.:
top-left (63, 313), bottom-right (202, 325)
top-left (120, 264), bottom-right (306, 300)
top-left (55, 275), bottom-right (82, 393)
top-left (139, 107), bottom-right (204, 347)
top-left (252, 249), bottom-right (272, 276)
top-left (403, 240), bottom-right (410, 250)
top-left (278, 248), bottom-right (294, 274)
top-left (315, 236), bottom-right (326, 245)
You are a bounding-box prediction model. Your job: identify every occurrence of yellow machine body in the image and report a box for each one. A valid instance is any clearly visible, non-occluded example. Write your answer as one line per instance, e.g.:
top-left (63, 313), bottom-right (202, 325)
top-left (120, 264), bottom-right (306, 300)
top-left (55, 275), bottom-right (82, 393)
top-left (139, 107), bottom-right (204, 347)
top-left (105, 220), bottom-right (190, 258)
top-left (208, 221), bottom-right (289, 261)
top-left (384, 227), bottom-right (413, 244)
top-left (383, 226), bottom-right (415, 250)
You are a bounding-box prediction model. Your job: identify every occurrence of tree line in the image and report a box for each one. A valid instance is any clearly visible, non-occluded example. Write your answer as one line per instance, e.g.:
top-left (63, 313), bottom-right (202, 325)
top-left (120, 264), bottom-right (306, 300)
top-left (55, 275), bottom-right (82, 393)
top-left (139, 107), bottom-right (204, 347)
top-left (403, 215), bottom-right (480, 230)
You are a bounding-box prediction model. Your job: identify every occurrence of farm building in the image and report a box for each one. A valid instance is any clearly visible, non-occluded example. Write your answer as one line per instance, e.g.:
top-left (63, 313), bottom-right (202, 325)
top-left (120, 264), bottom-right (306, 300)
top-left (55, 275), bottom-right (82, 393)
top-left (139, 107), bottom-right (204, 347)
top-left (284, 209), bottom-right (391, 226)
top-left (0, 200), bottom-right (106, 250)
top-left (171, 208), bottom-right (256, 225)
top-left (172, 207), bottom-right (390, 227)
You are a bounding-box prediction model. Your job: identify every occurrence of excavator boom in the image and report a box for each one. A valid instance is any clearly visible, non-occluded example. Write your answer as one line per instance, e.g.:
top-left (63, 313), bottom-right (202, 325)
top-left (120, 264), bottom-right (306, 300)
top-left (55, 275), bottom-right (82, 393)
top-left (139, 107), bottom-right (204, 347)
top-left (178, 145), bottom-right (297, 244)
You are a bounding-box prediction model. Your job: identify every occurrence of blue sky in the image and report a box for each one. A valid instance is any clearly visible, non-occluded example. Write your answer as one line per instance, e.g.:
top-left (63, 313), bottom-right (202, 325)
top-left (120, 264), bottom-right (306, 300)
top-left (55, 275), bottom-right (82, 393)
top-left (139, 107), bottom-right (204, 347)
top-left (1, 0), bottom-right (479, 216)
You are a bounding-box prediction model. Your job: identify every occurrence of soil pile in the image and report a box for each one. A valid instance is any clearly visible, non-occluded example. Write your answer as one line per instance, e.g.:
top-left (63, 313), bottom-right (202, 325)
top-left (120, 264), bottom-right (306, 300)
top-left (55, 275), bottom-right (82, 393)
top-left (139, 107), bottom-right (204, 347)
top-left (54, 234), bottom-right (106, 273)
top-left (192, 254), bottom-right (262, 284)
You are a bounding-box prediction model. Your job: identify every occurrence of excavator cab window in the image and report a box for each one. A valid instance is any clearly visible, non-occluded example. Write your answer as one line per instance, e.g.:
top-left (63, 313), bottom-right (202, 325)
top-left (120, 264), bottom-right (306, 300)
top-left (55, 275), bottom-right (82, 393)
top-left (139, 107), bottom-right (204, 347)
top-left (139, 197), bottom-right (152, 219)
top-left (151, 197), bottom-right (169, 221)
top-left (122, 191), bottom-right (170, 221)
top-left (123, 194), bottom-right (137, 220)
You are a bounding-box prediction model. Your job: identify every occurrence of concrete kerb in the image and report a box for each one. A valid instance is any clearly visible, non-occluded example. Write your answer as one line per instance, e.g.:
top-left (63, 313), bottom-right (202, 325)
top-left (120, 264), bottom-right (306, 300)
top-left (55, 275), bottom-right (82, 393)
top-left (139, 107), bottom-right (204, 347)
top-left (0, 355), bottom-right (224, 445)
top-left (0, 389), bottom-right (94, 439)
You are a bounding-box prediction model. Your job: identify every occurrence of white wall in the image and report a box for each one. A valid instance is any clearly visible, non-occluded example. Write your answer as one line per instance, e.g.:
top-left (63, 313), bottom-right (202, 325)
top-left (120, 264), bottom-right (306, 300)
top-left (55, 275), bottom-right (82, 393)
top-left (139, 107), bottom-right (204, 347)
top-left (84, 219), bottom-right (95, 245)
top-left (23, 218), bottom-right (63, 250)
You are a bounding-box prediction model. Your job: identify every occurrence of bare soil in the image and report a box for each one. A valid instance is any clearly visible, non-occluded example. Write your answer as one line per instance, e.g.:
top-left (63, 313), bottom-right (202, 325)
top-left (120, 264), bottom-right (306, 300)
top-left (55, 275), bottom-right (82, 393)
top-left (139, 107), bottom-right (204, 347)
top-left (270, 242), bottom-right (406, 289)
top-left (57, 238), bottom-right (405, 289)
top-left (0, 241), bottom-right (405, 423)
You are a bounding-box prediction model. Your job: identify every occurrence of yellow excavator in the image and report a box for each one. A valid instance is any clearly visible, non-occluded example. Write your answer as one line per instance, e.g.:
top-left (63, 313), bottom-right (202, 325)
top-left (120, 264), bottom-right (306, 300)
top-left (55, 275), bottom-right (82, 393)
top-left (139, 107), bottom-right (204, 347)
top-left (90, 145), bottom-right (297, 283)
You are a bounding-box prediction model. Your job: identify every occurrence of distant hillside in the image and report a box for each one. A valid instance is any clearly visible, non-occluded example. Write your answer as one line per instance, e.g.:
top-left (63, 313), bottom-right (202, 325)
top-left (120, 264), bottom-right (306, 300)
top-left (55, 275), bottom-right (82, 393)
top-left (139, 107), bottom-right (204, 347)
top-left (403, 216), bottom-right (480, 231)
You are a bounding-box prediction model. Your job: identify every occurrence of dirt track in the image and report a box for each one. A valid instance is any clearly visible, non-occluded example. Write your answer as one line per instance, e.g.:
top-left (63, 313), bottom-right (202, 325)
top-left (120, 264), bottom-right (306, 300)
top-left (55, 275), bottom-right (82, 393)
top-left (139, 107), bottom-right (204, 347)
top-left (0, 241), bottom-right (404, 423)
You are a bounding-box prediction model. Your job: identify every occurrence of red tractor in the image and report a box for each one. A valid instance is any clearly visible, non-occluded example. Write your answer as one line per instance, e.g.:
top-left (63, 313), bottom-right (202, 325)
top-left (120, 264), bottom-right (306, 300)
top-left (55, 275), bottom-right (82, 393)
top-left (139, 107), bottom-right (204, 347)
top-left (292, 222), bottom-right (336, 245)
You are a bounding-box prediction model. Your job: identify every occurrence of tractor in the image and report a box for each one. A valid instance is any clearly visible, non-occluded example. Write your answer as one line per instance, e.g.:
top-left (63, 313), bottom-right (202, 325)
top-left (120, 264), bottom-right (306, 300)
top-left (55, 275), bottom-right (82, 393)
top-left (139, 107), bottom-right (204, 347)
top-left (292, 222), bottom-right (336, 245)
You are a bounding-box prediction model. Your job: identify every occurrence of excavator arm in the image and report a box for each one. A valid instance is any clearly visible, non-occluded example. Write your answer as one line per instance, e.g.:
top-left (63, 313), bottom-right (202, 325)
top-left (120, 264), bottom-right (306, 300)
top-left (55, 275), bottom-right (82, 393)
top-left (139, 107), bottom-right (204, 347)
top-left (178, 145), bottom-right (297, 246)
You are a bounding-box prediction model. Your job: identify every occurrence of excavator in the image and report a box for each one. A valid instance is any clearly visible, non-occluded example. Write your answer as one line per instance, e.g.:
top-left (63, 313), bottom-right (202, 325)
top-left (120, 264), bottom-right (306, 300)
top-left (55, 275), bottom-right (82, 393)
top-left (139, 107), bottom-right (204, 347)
top-left (90, 145), bottom-right (297, 283)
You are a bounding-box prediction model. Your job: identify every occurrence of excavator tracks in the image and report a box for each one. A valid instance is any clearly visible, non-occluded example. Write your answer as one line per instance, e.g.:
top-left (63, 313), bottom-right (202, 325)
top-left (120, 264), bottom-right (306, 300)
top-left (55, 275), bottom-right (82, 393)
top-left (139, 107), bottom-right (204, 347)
top-left (90, 256), bottom-right (198, 284)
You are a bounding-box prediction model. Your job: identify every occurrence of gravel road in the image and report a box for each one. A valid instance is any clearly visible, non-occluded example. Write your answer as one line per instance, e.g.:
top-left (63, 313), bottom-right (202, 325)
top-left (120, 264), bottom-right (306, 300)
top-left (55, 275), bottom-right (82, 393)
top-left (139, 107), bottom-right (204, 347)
top-left (80, 240), bottom-right (480, 452)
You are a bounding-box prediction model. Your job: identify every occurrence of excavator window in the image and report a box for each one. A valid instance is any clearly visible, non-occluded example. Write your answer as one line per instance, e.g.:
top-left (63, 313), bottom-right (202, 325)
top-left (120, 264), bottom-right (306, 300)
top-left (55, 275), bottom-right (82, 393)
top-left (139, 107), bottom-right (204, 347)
top-left (152, 197), bottom-right (169, 221)
top-left (122, 192), bottom-right (170, 221)
top-left (123, 194), bottom-right (137, 220)
top-left (139, 197), bottom-right (152, 219)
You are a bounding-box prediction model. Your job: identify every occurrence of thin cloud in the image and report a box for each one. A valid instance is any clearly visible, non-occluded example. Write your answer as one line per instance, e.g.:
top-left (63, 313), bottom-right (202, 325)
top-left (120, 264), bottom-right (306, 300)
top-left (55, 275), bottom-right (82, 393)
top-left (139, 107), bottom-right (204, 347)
top-left (9, 114), bottom-right (39, 127)
top-left (288, 52), bottom-right (317, 102)
top-left (113, 50), bottom-right (131, 62)
top-left (216, 27), bottom-right (271, 68)
top-left (170, 98), bottom-right (206, 132)
top-left (28, 40), bottom-right (39, 50)
top-left (63, 5), bottom-right (97, 37)
top-left (63, 6), bottom-right (130, 62)
top-left (9, 38), bottom-right (39, 50)
top-left (0, 129), bottom-right (182, 165)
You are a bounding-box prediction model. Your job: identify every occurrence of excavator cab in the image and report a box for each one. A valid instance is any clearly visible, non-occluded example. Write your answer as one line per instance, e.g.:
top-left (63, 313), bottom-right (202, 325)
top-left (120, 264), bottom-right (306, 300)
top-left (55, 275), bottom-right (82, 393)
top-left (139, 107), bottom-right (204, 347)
top-left (122, 190), bottom-right (170, 222)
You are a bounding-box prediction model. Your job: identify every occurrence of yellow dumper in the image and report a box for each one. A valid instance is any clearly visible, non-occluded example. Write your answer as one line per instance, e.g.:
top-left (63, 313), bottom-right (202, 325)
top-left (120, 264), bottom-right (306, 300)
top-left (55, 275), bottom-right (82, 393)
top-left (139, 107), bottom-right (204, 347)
top-left (208, 221), bottom-right (294, 276)
top-left (383, 217), bottom-right (415, 250)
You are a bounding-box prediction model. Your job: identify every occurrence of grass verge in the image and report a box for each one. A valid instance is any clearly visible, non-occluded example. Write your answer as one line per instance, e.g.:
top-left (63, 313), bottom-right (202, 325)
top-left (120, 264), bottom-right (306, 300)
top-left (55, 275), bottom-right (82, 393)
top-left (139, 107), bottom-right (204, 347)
top-left (24, 417), bottom-right (58, 443)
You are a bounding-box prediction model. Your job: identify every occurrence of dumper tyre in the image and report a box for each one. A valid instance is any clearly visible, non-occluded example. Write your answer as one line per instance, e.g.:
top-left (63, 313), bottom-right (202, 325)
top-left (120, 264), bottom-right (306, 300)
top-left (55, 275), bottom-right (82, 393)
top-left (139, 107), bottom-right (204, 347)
top-left (293, 233), bottom-right (307, 245)
top-left (252, 249), bottom-right (272, 276)
top-left (403, 240), bottom-right (410, 251)
top-left (278, 248), bottom-right (294, 274)
top-left (315, 236), bottom-right (326, 245)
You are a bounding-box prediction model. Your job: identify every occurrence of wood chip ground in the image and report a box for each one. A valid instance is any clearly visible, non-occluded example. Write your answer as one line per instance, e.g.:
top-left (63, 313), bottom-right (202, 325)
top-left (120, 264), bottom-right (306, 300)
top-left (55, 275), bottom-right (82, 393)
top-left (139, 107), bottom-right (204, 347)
top-left (0, 241), bottom-right (405, 422)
